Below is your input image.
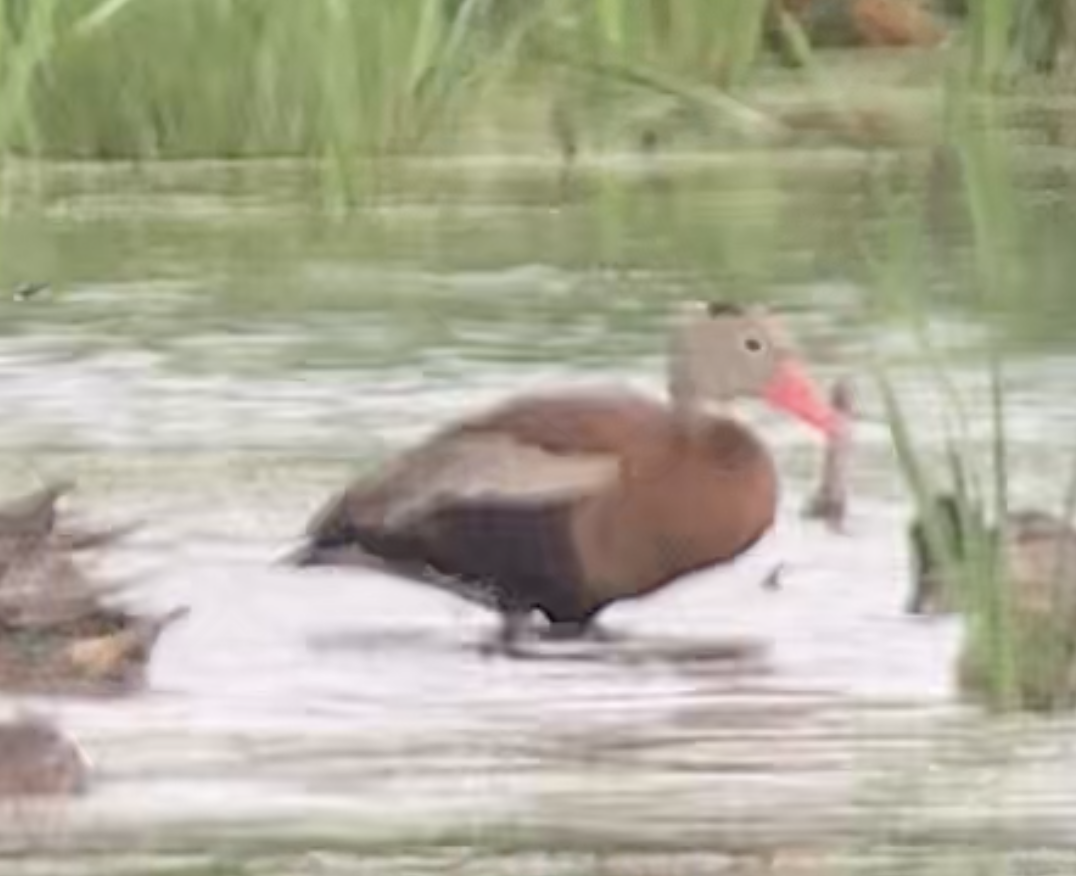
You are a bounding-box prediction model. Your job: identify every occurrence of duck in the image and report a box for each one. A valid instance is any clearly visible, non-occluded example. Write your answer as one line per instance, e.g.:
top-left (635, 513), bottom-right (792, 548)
top-left (0, 482), bottom-right (185, 695)
top-left (802, 377), bottom-right (854, 532)
top-left (907, 491), bottom-right (1076, 614)
top-left (910, 494), bottom-right (1076, 711)
top-left (289, 302), bottom-right (840, 648)
top-left (905, 492), bottom-right (1076, 709)
top-left (0, 713), bottom-right (90, 798)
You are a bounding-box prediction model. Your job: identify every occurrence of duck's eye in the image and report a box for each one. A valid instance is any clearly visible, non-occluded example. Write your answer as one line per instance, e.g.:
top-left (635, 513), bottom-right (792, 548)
top-left (743, 336), bottom-right (764, 354)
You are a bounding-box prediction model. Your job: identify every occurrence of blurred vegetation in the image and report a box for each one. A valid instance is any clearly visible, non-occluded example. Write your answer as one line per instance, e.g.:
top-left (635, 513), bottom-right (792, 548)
top-left (0, 0), bottom-right (765, 161)
top-left (0, 0), bottom-right (1066, 163)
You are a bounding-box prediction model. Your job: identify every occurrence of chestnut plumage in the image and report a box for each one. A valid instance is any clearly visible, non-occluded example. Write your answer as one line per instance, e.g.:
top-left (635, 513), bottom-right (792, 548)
top-left (292, 303), bottom-right (839, 646)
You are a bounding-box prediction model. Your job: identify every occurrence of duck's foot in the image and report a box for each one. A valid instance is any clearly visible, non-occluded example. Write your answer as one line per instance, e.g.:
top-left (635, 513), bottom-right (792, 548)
top-left (539, 619), bottom-right (621, 643)
top-left (478, 613), bottom-right (620, 657)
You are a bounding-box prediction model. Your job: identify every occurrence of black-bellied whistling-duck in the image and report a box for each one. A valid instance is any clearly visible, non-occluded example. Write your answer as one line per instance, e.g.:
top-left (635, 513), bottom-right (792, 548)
top-left (291, 302), bottom-right (840, 648)
top-left (803, 378), bottom-right (854, 532)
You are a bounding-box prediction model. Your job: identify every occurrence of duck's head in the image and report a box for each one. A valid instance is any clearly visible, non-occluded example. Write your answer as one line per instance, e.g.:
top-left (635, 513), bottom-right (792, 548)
top-left (667, 301), bottom-right (840, 437)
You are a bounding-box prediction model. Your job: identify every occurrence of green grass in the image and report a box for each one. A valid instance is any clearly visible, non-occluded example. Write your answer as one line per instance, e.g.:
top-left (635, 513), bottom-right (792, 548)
top-left (9, 0), bottom-right (531, 210)
top-left (867, 11), bottom-right (1076, 709)
top-left (0, 0), bottom-right (1065, 167)
top-left (0, 0), bottom-right (773, 165)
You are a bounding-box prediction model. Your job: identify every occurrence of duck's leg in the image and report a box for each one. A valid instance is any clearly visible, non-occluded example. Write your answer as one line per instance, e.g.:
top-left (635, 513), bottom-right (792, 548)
top-left (477, 606), bottom-right (533, 657)
top-left (500, 609), bottom-right (532, 648)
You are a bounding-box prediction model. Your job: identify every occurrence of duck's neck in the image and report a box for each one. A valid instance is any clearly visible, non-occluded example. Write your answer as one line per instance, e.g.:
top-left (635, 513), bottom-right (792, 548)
top-left (667, 378), bottom-right (732, 431)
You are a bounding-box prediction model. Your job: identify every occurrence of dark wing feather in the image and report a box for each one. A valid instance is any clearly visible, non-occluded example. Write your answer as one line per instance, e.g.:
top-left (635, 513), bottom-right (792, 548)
top-left (296, 432), bottom-right (615, 571)
top-left (303, 388), bottom-right (667, 546)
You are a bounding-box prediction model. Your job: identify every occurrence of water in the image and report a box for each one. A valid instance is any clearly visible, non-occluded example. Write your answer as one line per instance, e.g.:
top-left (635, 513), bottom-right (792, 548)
top-left (0, 150), bottom-right (1073, 875)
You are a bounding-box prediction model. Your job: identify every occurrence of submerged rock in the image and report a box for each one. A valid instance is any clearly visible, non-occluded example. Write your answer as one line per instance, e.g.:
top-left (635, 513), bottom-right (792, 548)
top-left (0, 713), bottom-right (90, 798)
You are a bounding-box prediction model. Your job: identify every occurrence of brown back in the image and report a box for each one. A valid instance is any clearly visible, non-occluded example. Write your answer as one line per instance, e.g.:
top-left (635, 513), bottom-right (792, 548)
top-left (0, 716), bottom-right (88, 797)
top-left (321, 388), bottom-right (672, 537)
top-left (450, 387), bottom-right (671, 456)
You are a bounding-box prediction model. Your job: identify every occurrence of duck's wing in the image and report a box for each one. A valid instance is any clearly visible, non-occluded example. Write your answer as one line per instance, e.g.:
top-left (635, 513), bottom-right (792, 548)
top-left (298, 431), bottom-right (617, 562)
top-left (380, 432), bottom-right (618, 528)
top-left (287, 538), bottom-right (505, 611)
top-left (308, 387), bottom-right (670, 536)
top-left (295, 387), bottom-right (671, 577)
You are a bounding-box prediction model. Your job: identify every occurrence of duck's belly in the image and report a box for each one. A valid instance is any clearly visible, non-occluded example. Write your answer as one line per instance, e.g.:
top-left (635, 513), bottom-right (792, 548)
top-left (413, 499), bottom-right (594, 623)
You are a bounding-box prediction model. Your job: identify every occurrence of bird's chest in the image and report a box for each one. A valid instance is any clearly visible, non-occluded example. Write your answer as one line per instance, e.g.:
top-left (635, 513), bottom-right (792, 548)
top-left (590, 458), bottom-right (778, 595)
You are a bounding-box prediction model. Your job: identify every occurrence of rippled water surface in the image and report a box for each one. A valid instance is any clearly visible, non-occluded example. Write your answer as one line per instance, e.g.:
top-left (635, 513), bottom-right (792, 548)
top-left (0, 153), bottom-right (1073, 875)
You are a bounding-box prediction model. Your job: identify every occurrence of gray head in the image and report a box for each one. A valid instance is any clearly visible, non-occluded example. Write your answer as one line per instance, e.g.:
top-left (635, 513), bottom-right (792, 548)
top-left (667, 301), bottom-right (838, 435)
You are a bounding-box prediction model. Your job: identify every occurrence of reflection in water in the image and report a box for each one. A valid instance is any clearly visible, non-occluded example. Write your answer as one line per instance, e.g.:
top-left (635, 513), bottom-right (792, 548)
top-left (0, 157), bottom-right (1072, 874)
